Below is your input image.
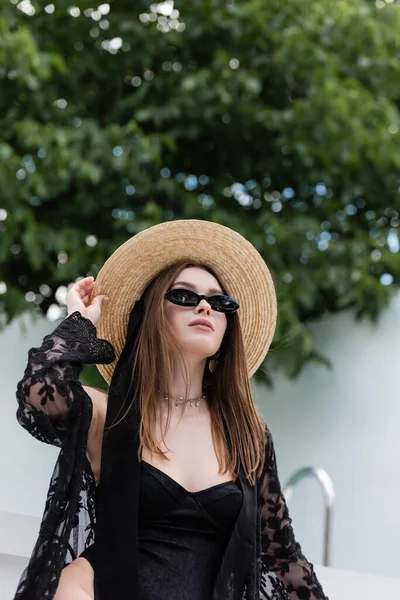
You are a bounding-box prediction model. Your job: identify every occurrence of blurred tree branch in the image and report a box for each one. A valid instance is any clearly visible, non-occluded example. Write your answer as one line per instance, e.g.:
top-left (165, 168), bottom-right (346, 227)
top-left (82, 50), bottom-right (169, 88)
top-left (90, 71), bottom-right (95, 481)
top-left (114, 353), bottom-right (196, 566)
top-left (1, 0), bottom-right (400, 388)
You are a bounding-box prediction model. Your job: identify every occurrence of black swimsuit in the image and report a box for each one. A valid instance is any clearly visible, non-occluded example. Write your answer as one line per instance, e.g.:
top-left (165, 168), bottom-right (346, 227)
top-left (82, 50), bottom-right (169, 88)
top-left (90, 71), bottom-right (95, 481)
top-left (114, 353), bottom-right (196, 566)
top-left (80, 461), bottom-right (243, 599)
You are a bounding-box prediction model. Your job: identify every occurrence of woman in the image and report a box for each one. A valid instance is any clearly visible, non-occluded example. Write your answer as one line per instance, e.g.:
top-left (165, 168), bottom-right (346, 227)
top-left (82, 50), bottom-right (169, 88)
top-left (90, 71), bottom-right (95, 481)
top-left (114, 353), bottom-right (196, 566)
top-left (14, 220), bottom-right (329, 600)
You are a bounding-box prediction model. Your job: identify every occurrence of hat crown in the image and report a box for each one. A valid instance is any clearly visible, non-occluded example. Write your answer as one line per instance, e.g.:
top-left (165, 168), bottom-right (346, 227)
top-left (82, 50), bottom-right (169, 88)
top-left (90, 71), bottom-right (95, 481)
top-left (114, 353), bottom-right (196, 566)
top-left (93, 220), bottom-right (277, 384)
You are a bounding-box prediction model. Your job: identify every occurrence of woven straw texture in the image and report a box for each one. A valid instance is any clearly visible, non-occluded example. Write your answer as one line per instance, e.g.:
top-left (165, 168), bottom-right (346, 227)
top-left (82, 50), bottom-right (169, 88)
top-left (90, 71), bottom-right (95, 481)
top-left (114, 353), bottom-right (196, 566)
top-left (91, 220), bottom-right (277, 385)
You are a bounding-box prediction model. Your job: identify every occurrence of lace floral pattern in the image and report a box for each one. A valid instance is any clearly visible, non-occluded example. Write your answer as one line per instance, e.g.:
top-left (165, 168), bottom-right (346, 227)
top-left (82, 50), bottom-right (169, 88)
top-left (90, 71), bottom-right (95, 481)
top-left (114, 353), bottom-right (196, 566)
top-left (14, 311), bottom-right (115, 600)
top-left (255, 431), bottom-right (328, 600)
top-left (13, 311), bottom-right (327, 600)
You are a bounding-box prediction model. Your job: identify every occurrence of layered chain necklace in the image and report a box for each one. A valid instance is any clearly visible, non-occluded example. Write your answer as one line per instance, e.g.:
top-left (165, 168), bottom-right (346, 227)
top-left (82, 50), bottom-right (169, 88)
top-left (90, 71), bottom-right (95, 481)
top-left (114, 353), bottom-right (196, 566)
top-left (157, 390), bottom-right (207, 407)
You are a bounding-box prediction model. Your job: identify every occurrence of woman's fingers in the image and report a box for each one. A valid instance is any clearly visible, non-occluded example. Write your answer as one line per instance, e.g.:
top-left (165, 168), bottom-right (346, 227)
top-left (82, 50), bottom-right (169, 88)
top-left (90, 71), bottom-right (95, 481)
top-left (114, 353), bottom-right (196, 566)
top-left (65, 277), bottom-right (105, 326)
top-left (77, 278), bottom-right (94, 296)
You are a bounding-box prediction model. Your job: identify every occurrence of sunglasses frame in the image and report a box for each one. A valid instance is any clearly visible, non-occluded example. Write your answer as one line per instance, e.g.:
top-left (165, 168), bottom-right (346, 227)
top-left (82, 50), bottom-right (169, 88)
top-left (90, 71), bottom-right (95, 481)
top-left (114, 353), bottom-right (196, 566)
top-left (164, 288), bottom-right (240, 313)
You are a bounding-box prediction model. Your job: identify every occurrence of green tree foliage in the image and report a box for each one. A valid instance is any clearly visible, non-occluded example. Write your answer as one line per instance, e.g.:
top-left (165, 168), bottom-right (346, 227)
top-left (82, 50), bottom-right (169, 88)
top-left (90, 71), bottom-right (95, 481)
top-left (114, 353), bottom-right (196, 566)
top-left (1, 0), bottom-right (400, 387)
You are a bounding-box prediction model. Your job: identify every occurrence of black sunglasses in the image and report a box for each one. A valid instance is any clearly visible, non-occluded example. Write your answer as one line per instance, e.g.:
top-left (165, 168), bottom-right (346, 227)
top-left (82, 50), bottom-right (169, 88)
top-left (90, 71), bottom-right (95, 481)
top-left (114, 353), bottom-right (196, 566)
top-left (164, 288), bottom-right (240, 313)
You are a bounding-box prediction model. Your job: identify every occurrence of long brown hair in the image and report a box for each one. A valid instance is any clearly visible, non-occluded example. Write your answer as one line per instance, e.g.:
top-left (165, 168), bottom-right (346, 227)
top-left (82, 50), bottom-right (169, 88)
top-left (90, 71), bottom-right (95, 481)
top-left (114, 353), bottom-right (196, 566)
top-left (110, 260), bottom-right (267, 485)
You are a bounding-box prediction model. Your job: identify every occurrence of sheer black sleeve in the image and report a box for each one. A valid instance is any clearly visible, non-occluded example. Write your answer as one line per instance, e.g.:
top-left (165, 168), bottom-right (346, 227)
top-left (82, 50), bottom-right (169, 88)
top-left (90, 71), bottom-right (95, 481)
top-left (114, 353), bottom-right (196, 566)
top-left (16, 310), bottom-right (115, 446)
top-left (13, 311), bottom-right (116, 600)
top-left (259, 430), bottom-right (329, 600)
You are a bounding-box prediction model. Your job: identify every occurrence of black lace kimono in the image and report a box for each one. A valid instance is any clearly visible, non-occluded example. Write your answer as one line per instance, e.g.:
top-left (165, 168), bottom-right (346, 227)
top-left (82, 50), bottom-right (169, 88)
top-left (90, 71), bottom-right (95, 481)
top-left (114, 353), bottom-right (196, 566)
top-left (14, 311), bottom-right (329, 600)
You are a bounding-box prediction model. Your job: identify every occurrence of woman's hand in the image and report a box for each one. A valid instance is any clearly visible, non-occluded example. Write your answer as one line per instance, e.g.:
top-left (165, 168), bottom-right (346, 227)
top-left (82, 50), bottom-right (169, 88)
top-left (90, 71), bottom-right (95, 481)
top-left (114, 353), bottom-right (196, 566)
top-left (66, 276), bottom-right (109, 326)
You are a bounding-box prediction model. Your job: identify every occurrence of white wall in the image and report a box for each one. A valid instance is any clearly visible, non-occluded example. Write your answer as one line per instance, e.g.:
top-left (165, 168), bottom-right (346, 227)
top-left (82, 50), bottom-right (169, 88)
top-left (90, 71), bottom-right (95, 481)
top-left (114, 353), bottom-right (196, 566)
top-left (254, 291), bottom-right (400, 580)
top-left (1, 294), bottom-right (400, 587)
top-left (0, 312), bottom-right (60, 517)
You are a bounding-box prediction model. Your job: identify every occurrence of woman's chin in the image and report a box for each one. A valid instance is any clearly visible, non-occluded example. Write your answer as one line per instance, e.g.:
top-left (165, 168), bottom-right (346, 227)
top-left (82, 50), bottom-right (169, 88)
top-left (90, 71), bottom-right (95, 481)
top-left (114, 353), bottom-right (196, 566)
top-left (180, 340), bottom-right (217, 360)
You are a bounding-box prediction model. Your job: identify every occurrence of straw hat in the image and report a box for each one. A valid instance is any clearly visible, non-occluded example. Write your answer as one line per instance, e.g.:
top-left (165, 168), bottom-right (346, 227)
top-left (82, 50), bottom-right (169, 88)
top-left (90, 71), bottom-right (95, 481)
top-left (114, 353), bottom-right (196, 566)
top-left (91, 219), bottom-right (277, 385)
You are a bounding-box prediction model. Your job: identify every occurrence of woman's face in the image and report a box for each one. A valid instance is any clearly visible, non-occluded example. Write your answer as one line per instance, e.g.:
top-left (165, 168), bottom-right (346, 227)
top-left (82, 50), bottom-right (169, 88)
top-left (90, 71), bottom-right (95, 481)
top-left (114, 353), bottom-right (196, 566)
top-left (164, 266), bottom-right (227, 361)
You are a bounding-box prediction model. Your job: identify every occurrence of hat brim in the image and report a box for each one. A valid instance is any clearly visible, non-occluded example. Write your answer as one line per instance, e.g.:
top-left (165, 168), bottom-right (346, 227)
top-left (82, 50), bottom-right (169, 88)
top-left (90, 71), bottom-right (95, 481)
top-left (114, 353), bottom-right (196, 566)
top-left (91, 219), bottom-right (277, 385)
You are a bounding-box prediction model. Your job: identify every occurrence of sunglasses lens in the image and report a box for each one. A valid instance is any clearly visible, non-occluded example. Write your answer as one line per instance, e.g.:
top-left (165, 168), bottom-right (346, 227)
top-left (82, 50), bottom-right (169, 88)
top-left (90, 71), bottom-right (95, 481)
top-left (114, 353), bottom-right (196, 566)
top-left (168, 289), bottom-right (197, 305)
top-left (210, 296), bottom-right (238, 312)
top-left (166, 289), bottom-right (239, 313)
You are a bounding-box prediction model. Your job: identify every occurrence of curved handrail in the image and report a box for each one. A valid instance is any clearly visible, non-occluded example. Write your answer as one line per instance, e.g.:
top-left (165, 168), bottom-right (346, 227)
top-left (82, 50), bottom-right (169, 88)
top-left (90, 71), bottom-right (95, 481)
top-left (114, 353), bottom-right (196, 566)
top-left (282, 467), bottom-right (335, 566)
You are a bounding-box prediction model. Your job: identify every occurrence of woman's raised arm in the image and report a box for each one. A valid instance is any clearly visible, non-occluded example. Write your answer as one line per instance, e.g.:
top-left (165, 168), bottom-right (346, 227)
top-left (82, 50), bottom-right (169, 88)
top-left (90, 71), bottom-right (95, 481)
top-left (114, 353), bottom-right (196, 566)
top-left (16, 277), bottom-right (115, 446)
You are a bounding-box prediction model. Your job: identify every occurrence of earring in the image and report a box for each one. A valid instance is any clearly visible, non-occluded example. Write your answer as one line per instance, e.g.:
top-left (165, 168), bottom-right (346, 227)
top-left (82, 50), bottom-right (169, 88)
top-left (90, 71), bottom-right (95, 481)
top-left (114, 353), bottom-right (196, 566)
top-left (208, 351), bottom-right (220, 373)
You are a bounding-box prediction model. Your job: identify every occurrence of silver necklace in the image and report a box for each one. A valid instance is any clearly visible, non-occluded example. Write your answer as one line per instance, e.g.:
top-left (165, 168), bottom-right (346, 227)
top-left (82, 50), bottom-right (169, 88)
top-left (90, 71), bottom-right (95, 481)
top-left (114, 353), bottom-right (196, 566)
top-left (158, 390), bottom-right (207, 407)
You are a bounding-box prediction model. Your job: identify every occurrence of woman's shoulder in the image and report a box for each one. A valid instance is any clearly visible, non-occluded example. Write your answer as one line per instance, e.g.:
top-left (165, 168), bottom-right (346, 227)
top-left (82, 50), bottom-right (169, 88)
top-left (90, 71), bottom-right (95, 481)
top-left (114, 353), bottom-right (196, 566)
top-left (82, 386), bottom-right (108, 485)
top-left (83, 385), bottom-right (108, 396)
top-left (82, 386), bottom-right (108, 426)
top-left (82, 385), bottom-right (108, 404)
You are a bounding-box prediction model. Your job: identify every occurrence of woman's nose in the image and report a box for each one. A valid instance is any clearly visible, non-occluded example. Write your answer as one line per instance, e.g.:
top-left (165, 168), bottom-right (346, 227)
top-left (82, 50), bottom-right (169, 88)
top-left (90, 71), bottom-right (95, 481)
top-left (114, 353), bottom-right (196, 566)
top-left (195, 299), bottom-right (212, 313)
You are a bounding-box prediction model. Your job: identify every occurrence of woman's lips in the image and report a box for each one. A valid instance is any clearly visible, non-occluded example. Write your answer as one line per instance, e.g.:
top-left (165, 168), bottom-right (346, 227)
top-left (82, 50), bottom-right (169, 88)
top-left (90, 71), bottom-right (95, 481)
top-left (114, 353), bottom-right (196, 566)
top-left (190, 324), bottom-right (213, 331)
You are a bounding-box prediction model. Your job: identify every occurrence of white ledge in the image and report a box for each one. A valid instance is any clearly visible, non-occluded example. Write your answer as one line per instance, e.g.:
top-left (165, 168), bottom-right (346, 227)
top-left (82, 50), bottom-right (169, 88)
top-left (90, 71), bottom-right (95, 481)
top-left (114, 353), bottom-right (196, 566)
top-left (0, 510), bottom-right (40, 558)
